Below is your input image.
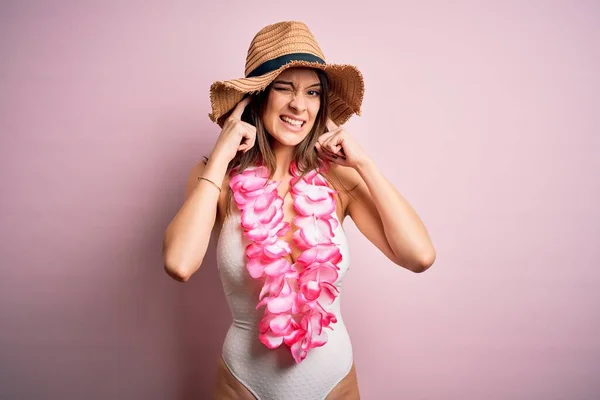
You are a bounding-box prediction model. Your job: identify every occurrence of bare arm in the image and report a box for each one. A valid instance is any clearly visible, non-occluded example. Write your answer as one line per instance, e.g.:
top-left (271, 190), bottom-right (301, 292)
top-left (347, 160), bottom-right (436, 273)
top-left (162, 97), bottom-right (256, 282)
top-left (317, 119), bottom-right (436, 273)
top-left (162, 155), bottom-right (229, 282)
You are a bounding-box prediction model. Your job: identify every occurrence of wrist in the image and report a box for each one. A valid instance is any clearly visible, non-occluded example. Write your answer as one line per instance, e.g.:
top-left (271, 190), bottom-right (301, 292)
top-left (207, 149), bottom-right (232, 167)
top-left (354, 156), bottom-right (375, 174)
top-left (202, 154), bottom-right (230, 186)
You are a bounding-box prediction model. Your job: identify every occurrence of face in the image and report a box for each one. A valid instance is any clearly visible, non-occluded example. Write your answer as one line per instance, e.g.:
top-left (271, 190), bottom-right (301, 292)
top-left (262, 68), bottom-right (322, 147)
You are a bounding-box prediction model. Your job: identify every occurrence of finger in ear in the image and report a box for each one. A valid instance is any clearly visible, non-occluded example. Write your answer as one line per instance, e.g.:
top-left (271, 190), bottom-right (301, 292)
top-left (326, 118), bottom-right (338, 132)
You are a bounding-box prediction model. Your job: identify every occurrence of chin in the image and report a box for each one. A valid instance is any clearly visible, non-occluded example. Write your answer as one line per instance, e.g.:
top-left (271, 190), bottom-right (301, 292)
top-left (270, 132), bottom-right (308, 147)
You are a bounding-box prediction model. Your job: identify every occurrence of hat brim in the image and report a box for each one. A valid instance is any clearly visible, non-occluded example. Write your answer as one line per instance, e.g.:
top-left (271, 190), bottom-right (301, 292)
top-left (208, 61), bottom-right (364, 128)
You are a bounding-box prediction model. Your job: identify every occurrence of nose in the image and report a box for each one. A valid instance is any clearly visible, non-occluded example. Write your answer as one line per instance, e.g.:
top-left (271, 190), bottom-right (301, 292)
top-left (289, 93), bottom-right (307, 113)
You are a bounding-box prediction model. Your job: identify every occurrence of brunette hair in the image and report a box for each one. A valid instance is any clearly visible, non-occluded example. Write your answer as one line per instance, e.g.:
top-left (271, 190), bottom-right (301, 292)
top-left (212, 68), bottom-right (354, 216)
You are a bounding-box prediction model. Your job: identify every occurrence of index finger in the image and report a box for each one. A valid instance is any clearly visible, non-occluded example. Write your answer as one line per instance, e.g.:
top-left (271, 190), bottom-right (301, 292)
top-left (230, 96), bottom-right (252, 120)
top-left (326, 118), bottom-right (338, 132)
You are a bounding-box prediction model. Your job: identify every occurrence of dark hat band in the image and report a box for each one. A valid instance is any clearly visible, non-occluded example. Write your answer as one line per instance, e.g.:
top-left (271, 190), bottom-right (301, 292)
top-left (246, 53), bottom-right (326, 78)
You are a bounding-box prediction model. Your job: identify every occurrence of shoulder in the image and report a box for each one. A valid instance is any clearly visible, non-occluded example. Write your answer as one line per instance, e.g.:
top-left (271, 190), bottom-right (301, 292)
top-left (322, 163), bottom-right (363, 217)
top-left (323, 163), bottom-right (362, 192)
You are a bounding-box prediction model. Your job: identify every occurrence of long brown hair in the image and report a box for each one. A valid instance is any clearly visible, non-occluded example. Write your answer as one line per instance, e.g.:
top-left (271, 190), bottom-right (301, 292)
top-left (218, 68), bottom-right (352, 216)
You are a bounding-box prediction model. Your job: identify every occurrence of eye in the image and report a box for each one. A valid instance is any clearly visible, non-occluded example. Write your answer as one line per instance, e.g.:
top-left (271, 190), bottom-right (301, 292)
top-left (273, 86), bottom-right (292, 92)
top-left (308, 90), bottom-right (320, 97)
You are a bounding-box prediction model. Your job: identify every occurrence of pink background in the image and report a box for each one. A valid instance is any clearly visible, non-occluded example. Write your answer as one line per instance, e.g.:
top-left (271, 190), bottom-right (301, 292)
top-left (1, 1), bottom-right (599, 399)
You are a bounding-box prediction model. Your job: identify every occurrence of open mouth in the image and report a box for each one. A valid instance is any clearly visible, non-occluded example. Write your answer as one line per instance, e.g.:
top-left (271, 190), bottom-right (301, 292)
top-left (280, 115), bottom-right (305, 128)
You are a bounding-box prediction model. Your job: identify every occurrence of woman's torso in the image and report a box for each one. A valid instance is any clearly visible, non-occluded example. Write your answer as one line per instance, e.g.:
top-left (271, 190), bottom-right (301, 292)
top-left (212, 166), bottom-right (360, 399)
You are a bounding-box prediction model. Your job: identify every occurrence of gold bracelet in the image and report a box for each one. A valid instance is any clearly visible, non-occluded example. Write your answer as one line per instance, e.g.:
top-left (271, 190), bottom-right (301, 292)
top-left (198, 176), bottom-right (222, 192)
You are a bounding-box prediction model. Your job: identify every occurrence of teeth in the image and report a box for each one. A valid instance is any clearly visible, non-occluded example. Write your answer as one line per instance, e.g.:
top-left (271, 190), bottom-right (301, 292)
top-left (281, 116), bottom-right (303, 126)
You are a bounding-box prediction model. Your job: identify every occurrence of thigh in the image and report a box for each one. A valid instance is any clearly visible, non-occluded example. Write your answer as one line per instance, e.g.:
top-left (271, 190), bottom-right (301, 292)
top-left (325, 363), bottom-right (360, 400)
top-left (212, 357), bottom-right (257, 400)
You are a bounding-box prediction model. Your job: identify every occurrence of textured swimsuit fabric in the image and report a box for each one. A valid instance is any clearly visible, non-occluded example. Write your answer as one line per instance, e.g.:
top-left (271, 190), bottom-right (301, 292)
top-left (216, 209), bottom-right (353, 400)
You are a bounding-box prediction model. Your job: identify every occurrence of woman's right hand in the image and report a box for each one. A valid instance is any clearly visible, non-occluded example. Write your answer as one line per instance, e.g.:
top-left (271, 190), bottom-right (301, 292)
top-left (209, 97), bottom-right (256, 162)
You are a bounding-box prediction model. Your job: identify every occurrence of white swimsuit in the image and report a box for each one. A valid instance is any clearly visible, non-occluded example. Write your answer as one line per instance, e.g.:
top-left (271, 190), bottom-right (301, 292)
top-left (215, 165), bottom-right (353, 400)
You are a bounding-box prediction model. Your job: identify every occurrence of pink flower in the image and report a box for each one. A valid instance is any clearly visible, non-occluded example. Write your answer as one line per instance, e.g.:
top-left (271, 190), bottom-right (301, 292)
top-left (258, 311), bottom-right (298, 349)
top-left (297, 262), bottom-right (340, 305)
top-left (286, 312), bottom-right (329, 363)
top-left (291, 177), bottom-right (337, 218)
top-left (230, 163), bottom-right (343, 363)
top-left (258, 269), bottom-right (299, 300)
top-left (292, 215), bottom-right (337, 247)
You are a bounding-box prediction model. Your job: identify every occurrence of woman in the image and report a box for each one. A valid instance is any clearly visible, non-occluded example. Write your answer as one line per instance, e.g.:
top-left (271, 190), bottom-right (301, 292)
top-left (163, 21), bottom-right (436, 400)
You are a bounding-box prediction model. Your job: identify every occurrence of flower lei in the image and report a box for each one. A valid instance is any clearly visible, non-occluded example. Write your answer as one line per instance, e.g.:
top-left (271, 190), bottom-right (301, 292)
top-left (229, 161), bottom-right (342, 363)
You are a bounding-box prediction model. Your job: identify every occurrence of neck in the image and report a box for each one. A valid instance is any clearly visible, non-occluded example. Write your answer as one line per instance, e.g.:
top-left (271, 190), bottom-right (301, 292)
top-left (270, 140), bottom-right (295, 178)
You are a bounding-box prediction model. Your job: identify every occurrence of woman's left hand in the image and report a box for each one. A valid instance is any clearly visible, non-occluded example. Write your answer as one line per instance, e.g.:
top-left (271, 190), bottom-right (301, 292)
top-left (315, 119), bottom-right (370, 169)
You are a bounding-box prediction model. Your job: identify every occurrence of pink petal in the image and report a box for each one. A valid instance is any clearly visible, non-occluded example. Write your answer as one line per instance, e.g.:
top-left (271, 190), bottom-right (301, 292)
top-left (301, 314), bottom-right (313, 337)
top-left (311, 329), bottom-right (328, 347)
top-left (228, 172), bottom-right (247, 190)
top-left (259, 331), bottom-right (284, 349)
top-left (307, 312), bottom-right (322, 335)
top-left (256, 296), bottom-right (269, 310)
top-left (285, 267), bottom-right (299, 280)
top-left (317, 282), bottom-right (339, 305)
top-left (312, 174), bottom-right (330, 187)
top-left (269, 199), bottom-right (285, 224)
top-left (315, 245), bottom-right (341, 263)
top-left (270, 221), bottom-right (289, 237)
top-left (314, 306), bottom-right (337, 326)
top-left (292, 229), bottom-right (309, 250)
top-left (301, 263), bottom-right (339, 283)
top-left (259, 202), bottom-right (277, 223)
top-left (292, 215), bottom-right (313, 228)
top-left (293, 216), bottom-right (334, 245)
top-left (233, 190), bottom-right (255, 207)
top-left (264, 258), bottom-right (292, 277)
top-left (254, 165), bottom-right (270, 177)
top-left (329, 216), bottom-right (339, 231)
top-left (284, 327), bottom-right (305, 346)
top-left (305, 186), bottom-right (333, 202)
top-left (289, 161), bottom-right (301, 177)
top-left (305, 169), bottom-right (319, 181)
top-left (254, 189), bottom-right (277, 211)
top-left (241, 176), bottom-right (268, 191)
top-left (245, 243), bottom-right (263, 259)
top-left (246, 225), bottom-right (270, 242)
top-left (300, 281), bottom-right (321, 301)
top-left (328, 250), bottom-right (343, 265)
top-left (294, 196), bottom-right (336, 217)
top-left (266, 292), bottom-right (296, 313)
top-left (269, 314), bottom-right (292, 334)
top-left (290, 340), bottom-right (308, 363)
top-left (299, 220), bottom-right (334, 246)
top-left (290, 178), bottom-right (309, 194)
top-left (297, 247), bottom-right (317, 264)
top-left (297, 246), bottom-right (340, 264)
top-left (264, 241), bottom-right (290, 258)
top-left (259, 313), bottom-right (274, 333)
top-left (259, 275), bottom-right (285, 300)
top-left (246, 258), bottom-right (266, 278)
top-left (241, 207), bottom-right (261, 229)
top-left (280, 280), bottom-right (292, 296)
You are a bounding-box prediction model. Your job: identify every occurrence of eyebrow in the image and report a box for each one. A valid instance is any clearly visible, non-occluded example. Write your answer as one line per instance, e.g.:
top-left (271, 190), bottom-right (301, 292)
top-left (273, 80), bottom-right (322, 88)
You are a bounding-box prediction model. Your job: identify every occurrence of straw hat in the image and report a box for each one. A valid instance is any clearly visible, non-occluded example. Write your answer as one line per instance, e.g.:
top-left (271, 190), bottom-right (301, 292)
top-left (208, 21), bottom-right (365, 127)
